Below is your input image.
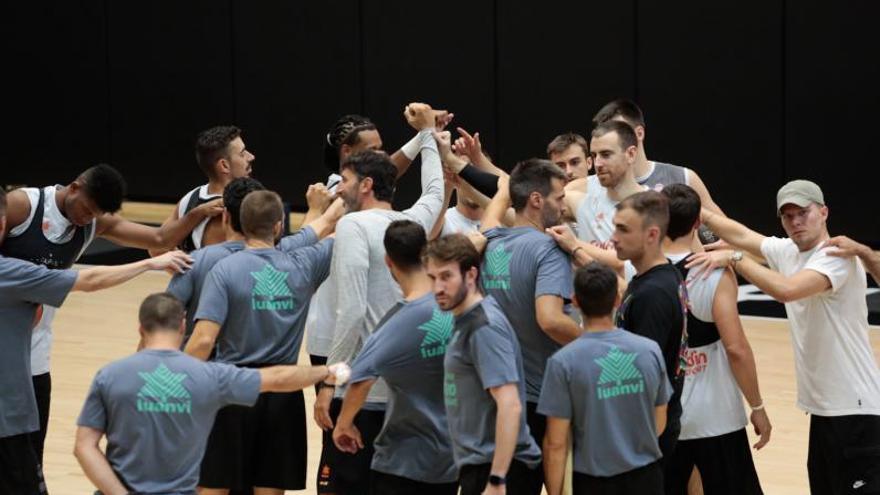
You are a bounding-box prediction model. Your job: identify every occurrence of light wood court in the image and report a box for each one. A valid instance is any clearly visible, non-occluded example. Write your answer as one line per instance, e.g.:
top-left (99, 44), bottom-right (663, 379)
top-left (43, 270), bottom-right (880, 494)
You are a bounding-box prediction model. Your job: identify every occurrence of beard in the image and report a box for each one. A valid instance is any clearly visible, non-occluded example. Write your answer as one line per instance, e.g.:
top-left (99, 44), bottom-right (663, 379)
top-left (541, 205), bottom-right (562, 228)
top-left (438, 280), bottom-right (470, 311)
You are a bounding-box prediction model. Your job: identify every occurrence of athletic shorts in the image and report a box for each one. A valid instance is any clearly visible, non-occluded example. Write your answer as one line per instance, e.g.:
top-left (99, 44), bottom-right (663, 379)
top-left (370, 470), bottom-right (458, 495)
top-left (199, 389), bottom-right (307, 490)
top-left (459, 460), bottom-right (542, 495)
top-left (30, 373), bottom-right (51, 465)
top-left (666, 428), bottom-right (763, 495)
top-left (572, 460), bottom-right (663, 495)
top-left (317, 397), bottom-right (385, 494)
top-left (0, 432), bottom-right (47, 495)
top-left (808, 414), bottom-right (880, 494)
top-left (525, 401), bottom-right (546, 491)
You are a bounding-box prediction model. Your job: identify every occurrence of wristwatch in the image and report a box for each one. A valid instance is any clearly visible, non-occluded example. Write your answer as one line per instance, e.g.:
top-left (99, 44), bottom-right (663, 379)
top-left (730, 250), bottom-right (744, 266)
top-left (488, 474), bottom-right (507, 486)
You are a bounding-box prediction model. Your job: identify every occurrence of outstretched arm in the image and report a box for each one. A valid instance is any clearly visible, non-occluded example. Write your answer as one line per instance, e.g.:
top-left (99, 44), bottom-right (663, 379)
top-left (825, 235), bottom-right (880, 285)
top-left (72, 251), bottom-right (192, 292)
top-left (700, 209), bottom-right (766, 258)
top-left (98, 199), bottom-right (223, 251)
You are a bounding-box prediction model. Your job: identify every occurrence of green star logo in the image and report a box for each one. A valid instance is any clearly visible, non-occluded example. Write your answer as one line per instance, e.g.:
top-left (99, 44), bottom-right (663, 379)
top-left (595, 346), bottom-right (641, 386)
top-left (136, 363), bottom-right (192, 415)
top-left (484, 243), bottom-right (512, 277)
top-left (250, 264), bottom-right (293, 297)
top-left (418, 309), bottom-right (454, 359)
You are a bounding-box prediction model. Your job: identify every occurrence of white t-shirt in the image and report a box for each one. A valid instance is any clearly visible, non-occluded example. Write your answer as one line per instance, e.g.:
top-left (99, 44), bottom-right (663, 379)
top-left (667, 253), bottom-right (748, 439)
top-left (575, 176), bottom-right (618, 249)
top-left (9, 186), bottom-right (97, 375)
top-left (177, 184), bottom-right (221, 251)
top-left (761, 237), bottom-right (880, 416)
top-left (305, 173), bottom-right (342, 357)
top-left (440, 206), bottom-right (480, 237)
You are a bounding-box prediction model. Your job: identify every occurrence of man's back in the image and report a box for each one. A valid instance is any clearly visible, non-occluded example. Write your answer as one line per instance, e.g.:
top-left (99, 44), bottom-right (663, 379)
top-left (77, 349), bottom-right (260, 493)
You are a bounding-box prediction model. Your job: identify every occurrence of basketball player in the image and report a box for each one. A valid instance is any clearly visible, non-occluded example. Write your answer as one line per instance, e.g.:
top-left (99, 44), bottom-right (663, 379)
top-left (75, 293), bottom-right (347, 495)
top-left (687, 180), bottom-right (880, 493)
top-left (610, 191), bottom-right (688, 481)
top-left (547, 133), bottom-right (592, 182)
top-left (0, 164), bottom-right (221, 468)
top-left (424, 234), bottom-right (542, 495)
top-left (332, 221), bottom-right (457, 494)
top-left (477, 159), bottom-right (580, 492)
top-left (661, 184), bottom-right (769, 494)
top-left (186, 190), bottom-right (335, 494)
top-left (540, 262), bottom-right (671, 495)
top-left (0, 187), bottom-right (194, 494)
top-left (316, 103), bottom-right (444, 494)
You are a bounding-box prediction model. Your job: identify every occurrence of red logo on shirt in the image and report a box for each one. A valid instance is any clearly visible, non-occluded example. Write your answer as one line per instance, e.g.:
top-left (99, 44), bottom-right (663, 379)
top-left (42, 220), bottom-right (50, 231)
top-left (685, 350), bottom-right (708, 376)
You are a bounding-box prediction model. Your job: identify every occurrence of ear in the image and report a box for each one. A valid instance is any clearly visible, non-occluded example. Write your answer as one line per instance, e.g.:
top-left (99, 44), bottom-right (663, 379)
top-left (585, 155), bottom-right (594, 172)
top-left (216, 157), bottom-right (231, 175)
top-left (819, 205), bottom-right (829, 220)
top-left (634, 125), bottom-right (646, 142)
top-left (625, 144), bottom-right (638, 162)
top-left (466, 266), bottom-right (479, 286)
top-left (360, 176), bottom-right (374, 195)
top-left (178, 319), bottom-right (185, 336)
top-left (529, 191), bottom-right (543, 209)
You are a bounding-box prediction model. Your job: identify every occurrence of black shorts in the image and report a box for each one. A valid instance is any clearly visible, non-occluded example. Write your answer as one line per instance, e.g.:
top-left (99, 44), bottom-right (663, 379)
top-left (370, 470), bottom-right (458, 495)
top-left (317, 397), bottom-right (385, 494)
top-left (525, 401), bottom-right (546, 492)
top-left (30, 373), bottom-right (51, 465)
top-left (808, 414), bottom-right (880, 495)
top-left (310, 354), bottom-right (328, 395)
top-left (572, 460), bottom-right (663, 495)
top-left (665, 428), bottom-right (763, 495)
top-left (199, 390), bottom-right (307, 490)
top-left (459, 460), bottom-right (542, 495)
top-left (0, 432), bottom-right (47, 495)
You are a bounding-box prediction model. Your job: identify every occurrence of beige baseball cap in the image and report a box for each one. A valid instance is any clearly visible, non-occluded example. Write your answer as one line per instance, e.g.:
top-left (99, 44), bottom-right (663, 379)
top-left (776, 179), bottom-right (825, 215)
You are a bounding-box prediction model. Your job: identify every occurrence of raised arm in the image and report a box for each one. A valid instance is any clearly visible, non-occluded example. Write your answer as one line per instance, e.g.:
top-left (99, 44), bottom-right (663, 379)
top-left (400, 123), bottom-right (444, 231)
top-left (825, 235), bottom-right (880, 285)
top-left (686, 169), bottom-right (725, 215)
top-left (391, 108), bottom-right (453, 178)
top-left (700, 209), bottom-right (766, 258)
top-left (74, 427), bottom-right (128, 495)
top-left (97, 198), bottom-right (223, 251)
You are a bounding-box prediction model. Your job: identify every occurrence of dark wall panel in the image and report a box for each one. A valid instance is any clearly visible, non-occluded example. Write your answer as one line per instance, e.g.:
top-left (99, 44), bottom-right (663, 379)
top-left (360, 0), bottom-right (496, 209)
top-left (496, 1), bottom-right (636, 169)
top-left (107, 1), bottom-right (234, 202)
top-left (6, 1), bottom-right (109, 186)
top-left (637, 1), bottom-right (784, 237)
top-left (786, 3), bottom-right (880, 244)
top-left (233, 0), bottom-right (361, 208)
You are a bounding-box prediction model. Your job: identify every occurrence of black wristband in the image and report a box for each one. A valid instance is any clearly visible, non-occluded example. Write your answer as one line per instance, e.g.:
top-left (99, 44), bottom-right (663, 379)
top-left (458, 163), bottom-right (500, 198)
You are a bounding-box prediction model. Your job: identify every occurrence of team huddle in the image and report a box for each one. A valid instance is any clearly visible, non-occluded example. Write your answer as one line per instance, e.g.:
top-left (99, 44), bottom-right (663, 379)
top-left (1, 99), bottom-right (879, 495)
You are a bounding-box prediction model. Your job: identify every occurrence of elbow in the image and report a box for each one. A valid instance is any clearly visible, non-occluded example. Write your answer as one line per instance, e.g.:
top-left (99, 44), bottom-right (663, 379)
top-left (543, 435), bottom-right (567, 453)
top-left (73, 440), bottom-right (88, 461)
top-left (774, 286), bottom-right (798, 304)
top-left (724, 342), bottom-right (752, 363)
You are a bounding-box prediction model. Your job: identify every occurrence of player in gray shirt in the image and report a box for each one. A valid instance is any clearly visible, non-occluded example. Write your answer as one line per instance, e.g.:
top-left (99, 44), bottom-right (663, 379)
top-left (332, 221), bottom-right (457, 494)
top-left (539, 262), bottom-right (671, 495)
top-left (75, 293), bottom-right (346, 495)
top-left (424, 234), bottom-right (542, 495)
top-left (185, 190), bottom-right (333, 493)
top-left (0, 187), bottom-right (196, 494)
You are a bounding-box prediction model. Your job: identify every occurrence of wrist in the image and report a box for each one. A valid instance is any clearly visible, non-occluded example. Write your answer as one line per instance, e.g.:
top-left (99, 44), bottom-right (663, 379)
top-left (400, 133), bottom-right (422, 160)
top-left (571, 245), bottom-right (583, 257)
top-left (750, 401), bottom-right (765, 411)
top-left (488, 473), bottom-right (507, 486)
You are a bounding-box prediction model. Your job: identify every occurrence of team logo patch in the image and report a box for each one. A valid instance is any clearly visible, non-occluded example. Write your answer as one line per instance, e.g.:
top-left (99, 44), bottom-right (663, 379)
top-left (418, 308), bottom-right (453, 358)
top-left (137, 363), bottom-right (191, 414)
top-left (250, 264), bottom-right (295, 311)
top-left (595, 346), bottom-right (645, 400)
top-left (483, 242), bottom-right (512, 290)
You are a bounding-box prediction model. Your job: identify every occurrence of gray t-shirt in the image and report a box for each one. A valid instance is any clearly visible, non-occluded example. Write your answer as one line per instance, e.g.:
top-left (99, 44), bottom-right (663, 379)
top-left (77, 349), bottom-right (260, 494)
top-left (443, 296), bottom-right (542, 469)
top-left (348, 293), bottom-right (457, 482)
top-left (168, 228), bottom-right (318, 345)
top-left (538, 329), bottom-right (672, 477)
top-left (481, 226), bottom-right (574, 402)
top-left (195, 240), bottom-right (333, 365)
top-left (0, 256), bottom-right (76, 438)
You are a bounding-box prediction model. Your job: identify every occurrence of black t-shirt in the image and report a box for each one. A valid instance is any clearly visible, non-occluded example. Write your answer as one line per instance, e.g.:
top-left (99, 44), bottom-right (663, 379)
top-left (615, 261), bottom-right (687, 422)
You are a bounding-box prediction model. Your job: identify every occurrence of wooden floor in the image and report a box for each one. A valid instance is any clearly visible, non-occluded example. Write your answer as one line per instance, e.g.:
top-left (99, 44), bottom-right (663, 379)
top-left (44, 270), bottom-right (880, 494)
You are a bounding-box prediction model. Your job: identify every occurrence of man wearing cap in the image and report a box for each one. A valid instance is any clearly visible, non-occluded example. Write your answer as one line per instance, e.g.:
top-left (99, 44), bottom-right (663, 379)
top-left (687, 179), bottom-right (880, 494)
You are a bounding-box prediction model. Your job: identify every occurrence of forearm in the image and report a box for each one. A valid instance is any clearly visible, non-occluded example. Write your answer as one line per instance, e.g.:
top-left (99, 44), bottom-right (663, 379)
top-left (75, 444), bottom-right (128, 495)
top-left (183, 325), bottom-right (218, 361)
top-left (481, 184), bottom-right (510, 232)
top-left (262, 365), bottom-right (329, 392)
top-left (727, 347), bottom-right (763, 407)
top-left (459, 164), bottom-right (500, 198)
top-left (540, 316), bottom-right (582, 345)
top-left (735, 257), bottom-right (796, 302)
top-left (857, 246), bottom-right (880, 284)
top-left (542, 442), bottom-right (567, 495)
top-left (428, 186), bottom-right (455, 240)
top-left (74, 259), bottom-right (151, 292)
top-left (702, 210), bottom-right (764, 257)
top-left (152, 208), bottom-right (210, 249)
top-left (337, 380), bottom-right (373, 428)
top-left (490, 403), bottom-right (520, 478)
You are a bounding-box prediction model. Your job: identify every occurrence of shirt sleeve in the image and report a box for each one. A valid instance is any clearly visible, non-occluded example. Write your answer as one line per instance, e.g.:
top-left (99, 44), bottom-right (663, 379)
top-left (193, 264), bottom-right (230, 325)
top-left (536, 356), bottom-right (572, 419)
top-left (348, 330), bottom-right (387, 384)
top-left (277, 226), bottom-right (319, 254)
top-left (535, 244), bottom-right (573, 300)
top-left (328, 217), bottom-right (371, 366)
top-left (76, 371), bottom-right (108, 430)
top-left (166, 255), bottom-right (197, 305)
top-left (806, 247), bottom-right (853, 293)
top-left (209, 362), bottom-right (261, 407)
top-left (651, 343), bottom-right (673, 406)
top-left (0, 258), bottom-right (77, 307)
top-left (471, 324), bottom-right (521, 390)
top-left (402, 131), bottom-right (445, 231)
top-left (294, 238), bottom-right (335, 292)
top-left (759, 236), bottom-right (792, 271)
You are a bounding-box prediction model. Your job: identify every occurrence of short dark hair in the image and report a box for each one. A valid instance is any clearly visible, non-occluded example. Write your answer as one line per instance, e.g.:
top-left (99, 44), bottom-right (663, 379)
top-left (79, 164), bottom-right (126, 213)
top-left (139, 293), bottom-right (185, 333)
top-left (384, 220), bottom-right (427, 271)
top-left (662, 184), bottom-right (701, 240)
top-left (573, 262), bottom-right (619, 318)
top-left (616, 190), bottom-right (670, 239)
top-left (340, 151), bottom-right (397, 203)
top-left (196, 125), bottom-right (241, 177)
top-left (592, 98), bottom-right (646, 128)
top-left (240, 190), bottom-right (284, 239)
top-left (547, 133), bottom-right (589, 158)
top-left (224, 178), bottom-right (265, 234)
top-left (591, 120), bottom-right (639, 152)
top-left (509, 159), bottom-right (567, 211)
top-left (324, 114), bottom-right (377, 171)
top-left (423, 233), bottom-right (481, 277)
